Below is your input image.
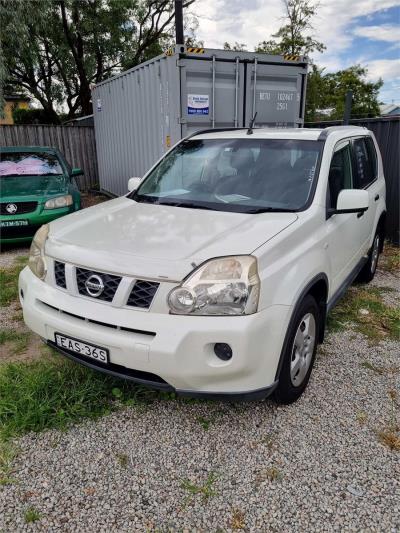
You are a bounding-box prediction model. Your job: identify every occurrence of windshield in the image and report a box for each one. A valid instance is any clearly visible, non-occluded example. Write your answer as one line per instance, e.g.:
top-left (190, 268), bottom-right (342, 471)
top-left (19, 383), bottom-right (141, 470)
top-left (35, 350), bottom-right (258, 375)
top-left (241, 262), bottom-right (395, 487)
top-left (132, 138), bottom-right (322, 213)
top-left (0, 152), bottom-right (63, 177)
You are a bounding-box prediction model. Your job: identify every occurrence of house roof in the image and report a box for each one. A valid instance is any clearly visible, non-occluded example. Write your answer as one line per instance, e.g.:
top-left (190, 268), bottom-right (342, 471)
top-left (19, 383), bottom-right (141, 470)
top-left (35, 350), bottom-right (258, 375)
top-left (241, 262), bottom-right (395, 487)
top-left (4, 94), bottom-right (31, 102)
top-left (380, 103), bottom-right (400, 115)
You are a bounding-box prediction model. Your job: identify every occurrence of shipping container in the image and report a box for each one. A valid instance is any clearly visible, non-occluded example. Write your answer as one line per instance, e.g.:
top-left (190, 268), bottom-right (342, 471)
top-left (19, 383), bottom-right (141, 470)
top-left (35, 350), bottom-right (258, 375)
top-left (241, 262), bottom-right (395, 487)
top-left (93, 46), bottom-right (308, 196)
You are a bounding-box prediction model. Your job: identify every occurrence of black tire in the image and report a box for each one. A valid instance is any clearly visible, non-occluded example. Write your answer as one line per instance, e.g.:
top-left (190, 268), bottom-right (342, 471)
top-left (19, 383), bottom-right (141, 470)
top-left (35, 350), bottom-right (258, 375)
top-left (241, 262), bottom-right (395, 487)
top-left (273, 295), bottom-right (320, 404)
top-left (357, 231), bottom-right (381, 283)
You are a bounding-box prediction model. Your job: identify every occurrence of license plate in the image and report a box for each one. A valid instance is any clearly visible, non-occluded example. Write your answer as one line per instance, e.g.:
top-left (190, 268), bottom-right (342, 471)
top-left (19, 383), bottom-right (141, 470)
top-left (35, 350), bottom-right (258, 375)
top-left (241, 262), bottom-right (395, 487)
top-left (1, 220), bottom-right (29, 227)
top-left (54, 333), bottom-right (109, 364)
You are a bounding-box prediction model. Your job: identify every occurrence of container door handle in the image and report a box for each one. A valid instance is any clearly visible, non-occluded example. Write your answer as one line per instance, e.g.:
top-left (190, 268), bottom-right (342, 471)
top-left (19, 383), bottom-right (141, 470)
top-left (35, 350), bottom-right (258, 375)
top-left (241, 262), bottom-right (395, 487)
top-left (252, 58), bottom-right (258, 118)
top-left (212, 55), bottom-right (216, 129)
top-left (234, 57), bottom-right (239, 127)
top-left (374, 194), bottom-right (379, 201)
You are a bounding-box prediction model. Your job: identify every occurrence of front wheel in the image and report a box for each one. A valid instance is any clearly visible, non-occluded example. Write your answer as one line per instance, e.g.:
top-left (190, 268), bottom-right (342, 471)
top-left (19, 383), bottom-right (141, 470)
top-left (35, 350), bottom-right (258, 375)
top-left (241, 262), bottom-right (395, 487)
top-left (357, 232), bottom-right (381, 283)
top-left (273, 295), bottom-right (320, 404)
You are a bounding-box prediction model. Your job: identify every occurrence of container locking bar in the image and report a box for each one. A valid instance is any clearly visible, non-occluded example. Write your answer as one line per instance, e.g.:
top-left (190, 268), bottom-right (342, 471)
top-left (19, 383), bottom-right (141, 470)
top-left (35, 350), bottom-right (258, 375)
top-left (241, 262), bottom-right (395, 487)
top-left (252, 58), bottom-right (258, 118)
top-left (234, 57), bottom-right (239, 128)
top-left (212, 55), bottom-right (216, 128)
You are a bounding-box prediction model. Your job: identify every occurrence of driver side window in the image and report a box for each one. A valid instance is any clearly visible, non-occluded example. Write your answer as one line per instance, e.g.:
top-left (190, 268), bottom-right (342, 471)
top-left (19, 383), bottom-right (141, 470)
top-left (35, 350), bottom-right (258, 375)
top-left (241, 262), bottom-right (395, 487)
top-left (327, 142), bottom-right (353, 208)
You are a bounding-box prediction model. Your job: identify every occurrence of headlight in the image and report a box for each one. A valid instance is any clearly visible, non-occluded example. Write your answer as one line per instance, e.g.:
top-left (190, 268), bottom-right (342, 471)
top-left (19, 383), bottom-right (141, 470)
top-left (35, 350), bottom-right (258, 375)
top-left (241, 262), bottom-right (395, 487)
top-left (28, 224), bottom-right (49, 280)
top-left (44, 195), bottom-right (73, 209)
top-left (168, 256), bottom-right (260, 316)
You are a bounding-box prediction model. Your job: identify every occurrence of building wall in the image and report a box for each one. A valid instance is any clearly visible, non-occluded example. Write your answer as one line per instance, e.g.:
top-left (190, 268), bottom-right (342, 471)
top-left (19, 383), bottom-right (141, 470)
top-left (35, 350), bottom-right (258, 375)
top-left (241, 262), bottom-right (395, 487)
top-left (0, 100), bottom-right (29, 125)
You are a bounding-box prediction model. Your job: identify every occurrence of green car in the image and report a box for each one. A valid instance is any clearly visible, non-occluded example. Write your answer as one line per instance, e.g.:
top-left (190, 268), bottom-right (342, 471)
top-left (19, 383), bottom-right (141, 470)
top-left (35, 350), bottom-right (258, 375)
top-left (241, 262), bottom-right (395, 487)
top-left (0, 146), bottom-right (82, 244)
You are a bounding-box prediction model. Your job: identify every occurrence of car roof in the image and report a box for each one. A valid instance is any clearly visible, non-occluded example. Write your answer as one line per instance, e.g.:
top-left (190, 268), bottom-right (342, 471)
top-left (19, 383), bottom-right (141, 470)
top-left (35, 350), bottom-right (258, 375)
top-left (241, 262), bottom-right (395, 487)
top-left (191, 126), bottom-right (369, 141)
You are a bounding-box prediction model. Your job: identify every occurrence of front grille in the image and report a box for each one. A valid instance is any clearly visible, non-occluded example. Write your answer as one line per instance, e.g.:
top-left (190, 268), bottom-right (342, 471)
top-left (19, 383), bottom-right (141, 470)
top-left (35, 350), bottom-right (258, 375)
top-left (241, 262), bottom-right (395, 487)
top-left (0, 201), bottom-right (38, 215)
top-left (0, 224), bottom-right (40, 240)
top-left (127, 280), bottom-right (159, 309)
top-left (76, 267), bottom-right (121, 302)
top-left (54, 261), bottom-right (66, 288)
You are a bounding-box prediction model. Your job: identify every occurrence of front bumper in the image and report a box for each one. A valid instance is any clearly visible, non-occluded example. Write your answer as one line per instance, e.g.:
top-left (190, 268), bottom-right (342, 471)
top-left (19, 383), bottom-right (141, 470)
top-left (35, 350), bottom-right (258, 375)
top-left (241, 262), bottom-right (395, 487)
top-left (0, 207), bottom-right (75, 243)
top-left (19, 267), bottom-right (292, 399)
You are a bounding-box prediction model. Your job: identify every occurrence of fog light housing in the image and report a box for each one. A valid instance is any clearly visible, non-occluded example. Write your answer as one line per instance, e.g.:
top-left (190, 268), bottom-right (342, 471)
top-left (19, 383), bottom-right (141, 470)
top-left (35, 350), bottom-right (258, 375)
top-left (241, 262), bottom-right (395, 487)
top-left (214, 343), bottom-right (232, 361)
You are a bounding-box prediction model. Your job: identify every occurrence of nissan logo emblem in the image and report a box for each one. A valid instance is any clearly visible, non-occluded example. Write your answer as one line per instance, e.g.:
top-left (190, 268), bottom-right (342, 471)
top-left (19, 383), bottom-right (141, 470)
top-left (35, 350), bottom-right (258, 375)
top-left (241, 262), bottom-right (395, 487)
top-left (6, 203), bottom-right (18, 214)
top-left (85, 274), bottom-right (105, 297)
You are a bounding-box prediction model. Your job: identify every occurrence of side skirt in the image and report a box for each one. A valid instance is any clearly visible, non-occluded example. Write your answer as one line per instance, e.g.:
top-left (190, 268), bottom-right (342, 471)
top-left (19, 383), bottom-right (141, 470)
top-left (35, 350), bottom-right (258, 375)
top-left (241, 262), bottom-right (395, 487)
top-left (327, 255), bottom-right (368, 313)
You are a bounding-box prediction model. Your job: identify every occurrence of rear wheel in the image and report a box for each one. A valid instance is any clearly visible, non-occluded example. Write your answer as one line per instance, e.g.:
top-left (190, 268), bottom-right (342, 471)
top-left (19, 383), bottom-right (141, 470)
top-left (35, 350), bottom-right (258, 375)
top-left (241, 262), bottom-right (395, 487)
top-left (357, 231), bottom-right (381, 283)
top-left (273, 295), bottom-right (320, 404)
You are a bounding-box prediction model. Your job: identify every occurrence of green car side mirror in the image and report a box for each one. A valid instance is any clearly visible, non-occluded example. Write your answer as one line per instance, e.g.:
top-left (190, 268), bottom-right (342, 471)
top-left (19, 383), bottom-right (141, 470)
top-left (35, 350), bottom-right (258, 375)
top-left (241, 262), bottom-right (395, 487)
top-left (71, 168), bottom-right (84, 177)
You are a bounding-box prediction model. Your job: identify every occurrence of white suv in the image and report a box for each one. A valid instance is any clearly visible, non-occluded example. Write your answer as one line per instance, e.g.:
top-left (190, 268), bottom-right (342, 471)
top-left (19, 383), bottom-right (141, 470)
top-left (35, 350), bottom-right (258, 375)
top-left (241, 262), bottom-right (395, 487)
top-left (20, 126), bottom-right (386, 403)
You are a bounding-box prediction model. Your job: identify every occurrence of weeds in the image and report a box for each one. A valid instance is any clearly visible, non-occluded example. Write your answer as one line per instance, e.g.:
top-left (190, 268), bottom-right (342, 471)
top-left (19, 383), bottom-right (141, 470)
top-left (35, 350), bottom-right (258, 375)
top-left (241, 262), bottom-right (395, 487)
top-left (0, 329), bottom-right (31, 355)
top-left (361, 361), bottom-right (384, 374)
top-left (0, 440), bottom-right (17, 485)
top-left (116, 453), bottom-right (129, 468)
top-left (0, 358), bottom-right (159, 440)
top-left (381, 244), bottom-right (400, 274)
top-left (327, 286), bottom-right (399, 340)
top-left (0, 257), bottom-right (27, 307)
top-left (231, 508), bottom-right (245, 530)
top-left (24, 507), bottom-right (41, 523)
top-left (181, 472), bottom-right (218, 502)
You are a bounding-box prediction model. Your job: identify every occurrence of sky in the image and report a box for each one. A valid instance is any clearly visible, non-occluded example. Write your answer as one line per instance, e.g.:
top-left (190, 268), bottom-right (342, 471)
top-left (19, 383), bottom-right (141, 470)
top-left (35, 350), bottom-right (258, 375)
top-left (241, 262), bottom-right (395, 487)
top-left (191, 0), bottom-right (400, 104)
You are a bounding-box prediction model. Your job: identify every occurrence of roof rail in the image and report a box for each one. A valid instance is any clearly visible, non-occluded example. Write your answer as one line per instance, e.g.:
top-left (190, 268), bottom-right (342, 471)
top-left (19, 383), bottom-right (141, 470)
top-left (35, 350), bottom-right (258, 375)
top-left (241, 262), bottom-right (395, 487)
top-left (184, 127), bottom-right (249, 140)
top-left (318, 125), bottom-right (367, 141)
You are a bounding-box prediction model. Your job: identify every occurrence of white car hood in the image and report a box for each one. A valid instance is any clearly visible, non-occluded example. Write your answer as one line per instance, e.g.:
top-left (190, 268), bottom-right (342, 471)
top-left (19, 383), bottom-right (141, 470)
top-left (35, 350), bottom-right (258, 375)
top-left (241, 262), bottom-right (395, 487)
top-left (46, 197), bottom-right (298, 280)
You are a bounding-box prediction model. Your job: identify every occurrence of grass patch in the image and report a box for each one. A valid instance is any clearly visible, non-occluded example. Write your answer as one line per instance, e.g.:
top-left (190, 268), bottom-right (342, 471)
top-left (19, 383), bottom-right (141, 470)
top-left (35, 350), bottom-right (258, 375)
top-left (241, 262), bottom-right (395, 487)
top-left (377, 429), bottom-right (400, 451)
top-left (360, 361), bottom-right (384, 375)
top-left (0, 440), bottom-right (17, 485)
top-left (24, 507), bottom-right (41, 523)
top-left (0, 358), bottom-right (160, 441)
top-left (0, 329), bottom-right (31, 355)
top-left (381, 244), bottom-right (400, 274)
top-left (327, 286), bottom-right (399, 340)
top-left (0, 257), bottom-right (28, 307)
top-left (231, 508), bottom-right (245, 530)
top-left (181, 472), bottom-right (218, 502)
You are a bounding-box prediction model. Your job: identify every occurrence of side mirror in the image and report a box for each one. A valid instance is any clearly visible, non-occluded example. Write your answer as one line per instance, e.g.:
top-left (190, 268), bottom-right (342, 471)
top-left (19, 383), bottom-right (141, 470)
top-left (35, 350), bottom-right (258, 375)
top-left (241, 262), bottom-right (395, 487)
top-left (128, 177), bottom-right (141, 192)
top-left (329, 189), bottom-right (369, 216)
top-left (71, 168), bottom-right (84, 177)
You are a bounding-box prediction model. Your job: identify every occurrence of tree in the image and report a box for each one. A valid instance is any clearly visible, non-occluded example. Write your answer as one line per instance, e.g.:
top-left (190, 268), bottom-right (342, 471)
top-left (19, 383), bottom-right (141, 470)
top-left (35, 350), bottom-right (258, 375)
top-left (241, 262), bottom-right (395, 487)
top-left (305, 65), bottom-right (383, 121)
top-left (223, 42), bottom-right (247, 52)
top-left (0, 0), bottom-right (196, 121)
top-left (256, 0), bottom-right (325, 57)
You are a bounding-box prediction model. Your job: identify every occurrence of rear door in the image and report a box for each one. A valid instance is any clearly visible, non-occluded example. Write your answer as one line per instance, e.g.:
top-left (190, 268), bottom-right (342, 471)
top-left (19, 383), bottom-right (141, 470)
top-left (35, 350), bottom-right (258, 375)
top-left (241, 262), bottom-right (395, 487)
top-left (244, 62), bottom-right (306, 128)
top-left (351, 136), bottom-right (381, 253)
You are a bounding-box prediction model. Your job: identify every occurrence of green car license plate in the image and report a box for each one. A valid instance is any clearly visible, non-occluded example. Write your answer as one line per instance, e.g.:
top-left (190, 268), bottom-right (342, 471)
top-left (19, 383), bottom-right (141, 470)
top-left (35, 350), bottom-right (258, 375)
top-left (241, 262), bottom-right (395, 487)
top-left (1, 220), bottom-right (29, 228)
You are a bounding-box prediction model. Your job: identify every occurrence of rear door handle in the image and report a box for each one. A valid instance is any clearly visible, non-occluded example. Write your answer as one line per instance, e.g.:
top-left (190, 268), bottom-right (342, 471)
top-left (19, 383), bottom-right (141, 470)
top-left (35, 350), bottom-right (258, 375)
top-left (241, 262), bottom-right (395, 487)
top-left (357, 211), bottom-right (364, 218)
top-left (374, 194), bottom-right (379, 201)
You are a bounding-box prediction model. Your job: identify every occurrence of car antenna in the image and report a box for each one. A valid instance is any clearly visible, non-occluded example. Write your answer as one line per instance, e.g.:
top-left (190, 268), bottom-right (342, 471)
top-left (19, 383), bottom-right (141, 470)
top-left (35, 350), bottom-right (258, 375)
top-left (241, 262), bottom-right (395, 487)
top-left (247, 112), bottom-right (257, 135)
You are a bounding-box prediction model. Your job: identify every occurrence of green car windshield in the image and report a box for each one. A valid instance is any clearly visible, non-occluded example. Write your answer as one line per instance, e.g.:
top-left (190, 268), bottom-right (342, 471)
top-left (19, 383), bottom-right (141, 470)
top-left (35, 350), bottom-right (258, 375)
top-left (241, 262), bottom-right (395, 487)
top-left (0, 152), bottom-right (63, 177)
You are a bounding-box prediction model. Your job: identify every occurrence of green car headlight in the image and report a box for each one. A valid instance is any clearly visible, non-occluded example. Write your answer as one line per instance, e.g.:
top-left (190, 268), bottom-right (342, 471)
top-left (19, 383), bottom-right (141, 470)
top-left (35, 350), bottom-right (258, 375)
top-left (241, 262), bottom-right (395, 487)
top-left (28, 224), bottom-right (49, 280)
top-left (44, 195), bottom-right (73, 209)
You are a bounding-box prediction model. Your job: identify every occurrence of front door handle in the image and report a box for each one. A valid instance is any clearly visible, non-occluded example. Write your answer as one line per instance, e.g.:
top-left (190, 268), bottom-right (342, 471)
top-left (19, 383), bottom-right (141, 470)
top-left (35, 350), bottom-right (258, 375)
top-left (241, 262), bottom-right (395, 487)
top-left (374, 194), bottom-right (379, 201)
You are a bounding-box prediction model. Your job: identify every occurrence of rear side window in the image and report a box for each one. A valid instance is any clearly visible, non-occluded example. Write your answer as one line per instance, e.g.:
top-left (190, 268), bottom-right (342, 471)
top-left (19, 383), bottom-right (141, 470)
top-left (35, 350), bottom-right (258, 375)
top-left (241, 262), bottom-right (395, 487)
top-left (352, 137), bottom-right (376, 189)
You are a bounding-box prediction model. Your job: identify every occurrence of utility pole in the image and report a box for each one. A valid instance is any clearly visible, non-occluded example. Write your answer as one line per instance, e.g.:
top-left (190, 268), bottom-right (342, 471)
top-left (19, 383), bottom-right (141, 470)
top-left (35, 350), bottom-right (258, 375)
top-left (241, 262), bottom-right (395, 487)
top-left (175, 0), bottom-right (184, 45)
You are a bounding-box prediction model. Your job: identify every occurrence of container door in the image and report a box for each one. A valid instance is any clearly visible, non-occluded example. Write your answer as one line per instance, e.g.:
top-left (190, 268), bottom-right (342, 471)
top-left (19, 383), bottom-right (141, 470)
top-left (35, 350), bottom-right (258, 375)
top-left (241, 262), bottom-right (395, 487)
top-left (244, 62), bottom-right (306, 128)
top-left (179, 58), bottom-right (245, 136)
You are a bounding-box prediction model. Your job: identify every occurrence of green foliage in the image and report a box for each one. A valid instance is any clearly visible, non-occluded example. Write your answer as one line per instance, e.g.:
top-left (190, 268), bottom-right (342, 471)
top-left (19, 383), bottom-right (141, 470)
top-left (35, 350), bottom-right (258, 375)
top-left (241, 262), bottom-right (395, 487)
top-left (223, 42), bottom-right (248, 52)
top-left (1, 0), bottom-right (196, 119)
top-left (0, 329), bottom-right (31, 355)
top-left (306, 64), bottom-right (383, 121)
top-left (256, 0), bottom-right (325, 57)
top-left (0, 257), bottom-right (27, 307)
top-left (24, 507), bottom-right (41, 523)
top-left (181, 472), bottom-right (219, 502)
top-left (0, 358), bottom-right (159, 440)
top-left (12, 107), bottom-right (58, 124)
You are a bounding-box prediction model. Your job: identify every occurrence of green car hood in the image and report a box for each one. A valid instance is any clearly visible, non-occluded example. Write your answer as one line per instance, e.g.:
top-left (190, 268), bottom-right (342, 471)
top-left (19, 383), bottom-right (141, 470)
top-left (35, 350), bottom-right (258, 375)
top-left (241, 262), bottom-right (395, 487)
top-left (0, 175), bottom-right (69, 201)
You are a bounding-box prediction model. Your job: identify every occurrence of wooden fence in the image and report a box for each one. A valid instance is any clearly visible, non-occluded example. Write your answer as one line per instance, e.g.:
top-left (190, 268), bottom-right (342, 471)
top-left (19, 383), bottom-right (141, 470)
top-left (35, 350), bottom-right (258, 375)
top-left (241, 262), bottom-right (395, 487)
top-left (0, 125), bottom-right (98, 191)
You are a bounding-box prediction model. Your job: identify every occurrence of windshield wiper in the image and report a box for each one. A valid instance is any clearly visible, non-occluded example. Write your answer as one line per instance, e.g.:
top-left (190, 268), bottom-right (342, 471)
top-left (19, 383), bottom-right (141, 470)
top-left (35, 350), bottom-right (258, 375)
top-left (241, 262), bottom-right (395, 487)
top-left (161, 201), bottom-right (219, 211)
top-left (246, 207), bottom-right (295, 213)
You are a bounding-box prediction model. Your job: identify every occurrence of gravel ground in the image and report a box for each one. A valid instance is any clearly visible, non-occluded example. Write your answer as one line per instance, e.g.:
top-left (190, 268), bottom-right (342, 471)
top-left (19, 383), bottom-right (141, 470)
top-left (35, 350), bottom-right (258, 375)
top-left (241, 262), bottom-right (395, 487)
top-left (0, 327), bottom-right (399, 532)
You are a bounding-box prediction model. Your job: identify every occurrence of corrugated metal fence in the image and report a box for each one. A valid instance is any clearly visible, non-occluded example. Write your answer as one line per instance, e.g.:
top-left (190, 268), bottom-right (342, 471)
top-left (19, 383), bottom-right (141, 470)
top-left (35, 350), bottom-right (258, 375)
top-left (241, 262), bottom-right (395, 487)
top-left (306, 116), bottom-right (400, 245)
top-left (0, 125), bottom-right (98, 191)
